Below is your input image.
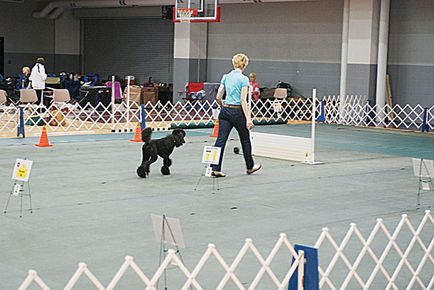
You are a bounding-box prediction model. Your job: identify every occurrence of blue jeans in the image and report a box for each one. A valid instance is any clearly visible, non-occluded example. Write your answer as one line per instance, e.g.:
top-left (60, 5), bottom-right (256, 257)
top-left (212, 106), bottom-right (254, 171)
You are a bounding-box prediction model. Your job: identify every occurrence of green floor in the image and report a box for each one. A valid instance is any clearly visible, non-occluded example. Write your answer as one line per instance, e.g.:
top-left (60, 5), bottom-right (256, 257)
top-left (0, 124), bottom-right (433, 289)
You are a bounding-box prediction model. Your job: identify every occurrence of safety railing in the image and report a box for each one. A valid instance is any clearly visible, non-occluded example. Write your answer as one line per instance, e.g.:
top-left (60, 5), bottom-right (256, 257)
top-left (322, 96), bottom-right (434, 130)
top-left (0, 104), bottom-right (19, 134)
top-left (1, 98), bottom-right (319, 136)
top-left (315, 210), bottom-right (433, 290)
top-left (426, 106), bottom-right (434, 131)
top-left (1, 96), bottom-right (433, 137)
top-left (18, 211), bottom-right (432, 290)
top-left (322, 95), bottom-right (369, 125)
top-left (250, 97), bottom-right (320, 123)
top-left (19, 234), bottom-right (305, 290)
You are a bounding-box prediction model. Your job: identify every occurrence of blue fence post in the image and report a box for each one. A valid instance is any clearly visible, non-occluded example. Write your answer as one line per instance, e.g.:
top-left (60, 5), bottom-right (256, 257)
top-left (140, 104), bottom-right (146, 130)
top-left (16, 106), bottom-right (25, 138)
top-left (421, 107), bottom-right (429, 132)
top-left (317, 100), bottom-right (325, 123)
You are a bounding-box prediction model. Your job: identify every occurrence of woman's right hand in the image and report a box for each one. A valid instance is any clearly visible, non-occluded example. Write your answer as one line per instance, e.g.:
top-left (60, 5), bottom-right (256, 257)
top-left (246, 120), bottom-right (254, 130)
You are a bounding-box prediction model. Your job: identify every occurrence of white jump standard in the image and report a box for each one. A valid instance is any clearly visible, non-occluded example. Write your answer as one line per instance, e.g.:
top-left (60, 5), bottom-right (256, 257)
top-left (251, 89), bottom-right (321, 164)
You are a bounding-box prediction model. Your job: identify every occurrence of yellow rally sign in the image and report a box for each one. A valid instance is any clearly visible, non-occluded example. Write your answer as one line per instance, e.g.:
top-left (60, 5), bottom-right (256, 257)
top-left (17, 164), bottom-right (28, 179)
top-left (202, 146), bottom-right (221, 165)
top-left (12, 159), bottom-right (33, 182)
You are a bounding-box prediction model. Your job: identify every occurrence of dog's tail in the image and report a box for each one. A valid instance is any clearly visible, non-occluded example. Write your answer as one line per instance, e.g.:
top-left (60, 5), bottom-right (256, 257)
top-left (141, 127), bottom-right (152, 144)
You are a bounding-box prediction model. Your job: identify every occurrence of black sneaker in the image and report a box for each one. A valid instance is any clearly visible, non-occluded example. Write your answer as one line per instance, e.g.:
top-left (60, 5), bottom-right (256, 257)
top-left (246, 164), bottom-right (262, 175)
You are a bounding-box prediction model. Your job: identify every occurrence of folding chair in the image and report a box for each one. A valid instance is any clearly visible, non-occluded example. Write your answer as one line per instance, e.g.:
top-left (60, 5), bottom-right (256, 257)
top-left (0, 89), bottom-right (7, 105)
top-left (272, 88), bottom-right (287, 118)
top-left (273, 88), bottom-right (287, 100)
top-left (52, 89), bottom-right (71, 103)
top-left (19, 89), bottom-right (38, 104)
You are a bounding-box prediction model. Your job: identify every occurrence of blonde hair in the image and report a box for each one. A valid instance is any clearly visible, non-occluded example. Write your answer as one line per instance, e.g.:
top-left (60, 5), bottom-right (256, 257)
top-left (249, 72), bottom-right (256, 79)
top-left (22, 66), bottom-right (31, 75)
top-left (232, 53), bottom-right (249, 70)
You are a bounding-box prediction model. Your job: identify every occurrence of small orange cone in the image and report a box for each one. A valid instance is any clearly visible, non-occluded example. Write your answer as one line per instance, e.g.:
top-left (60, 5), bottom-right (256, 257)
top-left (130, 123), bottom-right (142, 142)
top-left (210, 119), bottom-right (219, 138)
top-left (35, 126), bottom-right (53, 147)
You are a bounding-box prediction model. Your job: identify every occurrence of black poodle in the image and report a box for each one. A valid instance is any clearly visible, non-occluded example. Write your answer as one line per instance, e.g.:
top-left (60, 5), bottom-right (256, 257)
top-left (137, 128), bottom-right (186, 178)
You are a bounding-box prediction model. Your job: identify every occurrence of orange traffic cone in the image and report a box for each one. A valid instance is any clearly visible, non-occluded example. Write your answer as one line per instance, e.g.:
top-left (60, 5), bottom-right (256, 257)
top-left (130, 122), bottom-right (142, 142)
top-left (210, 119), bottom-right (219, 138)
top-left (35, 126), bottom-right (53, 147)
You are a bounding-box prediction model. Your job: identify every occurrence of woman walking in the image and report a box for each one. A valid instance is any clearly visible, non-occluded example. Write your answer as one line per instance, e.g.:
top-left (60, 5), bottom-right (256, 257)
top-left (212, 53), bottom-right (262, 177)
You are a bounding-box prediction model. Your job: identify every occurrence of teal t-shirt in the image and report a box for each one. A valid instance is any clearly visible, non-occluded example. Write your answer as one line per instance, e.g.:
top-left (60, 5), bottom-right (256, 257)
top-left (221, 69), bottom-right (249, 105)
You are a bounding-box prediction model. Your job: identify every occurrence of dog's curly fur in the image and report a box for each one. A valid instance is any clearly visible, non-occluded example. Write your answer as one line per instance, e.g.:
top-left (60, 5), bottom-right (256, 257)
top-left (137, 128), bottom-right (186, 178)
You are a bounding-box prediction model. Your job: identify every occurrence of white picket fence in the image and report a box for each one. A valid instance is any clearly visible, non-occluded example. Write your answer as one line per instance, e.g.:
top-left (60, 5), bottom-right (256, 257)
top-left (315, 210), bottom-right (434, 290)
top-left (0, 96), bottom-right (433, 136)
top-left (323, 96), bottom-right (433, 130)
top-left (18, 211), bottom-right (433, 290)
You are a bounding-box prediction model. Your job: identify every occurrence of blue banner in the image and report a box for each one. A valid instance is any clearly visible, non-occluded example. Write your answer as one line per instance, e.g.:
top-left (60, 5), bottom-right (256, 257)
top-left (287, 244), bottom-right (319, 290)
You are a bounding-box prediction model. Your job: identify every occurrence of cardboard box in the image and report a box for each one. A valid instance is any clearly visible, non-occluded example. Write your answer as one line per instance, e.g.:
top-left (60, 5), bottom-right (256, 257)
top-left (142, 87), bottom-right (158, 93)
top-left (142, 91), bottom-right (158, 106)
top-left (123, 85), bottom-right (142, 108)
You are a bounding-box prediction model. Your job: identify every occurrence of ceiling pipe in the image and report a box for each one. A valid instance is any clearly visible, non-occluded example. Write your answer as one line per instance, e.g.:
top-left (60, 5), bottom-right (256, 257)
top-left (33, 0), bottom-right (318, 19)
top-left (33, 0), bottom-right (172, 19)
top-left (48, 7), bottom-right (66, 19)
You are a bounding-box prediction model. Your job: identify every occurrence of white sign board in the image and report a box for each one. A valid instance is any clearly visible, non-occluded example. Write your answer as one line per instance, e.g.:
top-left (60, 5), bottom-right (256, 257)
top-left (13, 184), bottom-right (22, 196)
top-left (412, 158), bottom-right (434, 178)
top-left (273, 100), bottom-right (283, 112)
top-left (151, 214), bottom-right (185, 249)
top-left (202, 146), bottom-right (221, 165)
top-left (12, 159), bottom-right (33, 182)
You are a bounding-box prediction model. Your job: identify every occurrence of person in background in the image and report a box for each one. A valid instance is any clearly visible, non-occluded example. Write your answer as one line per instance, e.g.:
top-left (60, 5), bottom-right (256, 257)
top-left (17, 66), bottom-right (31, 90)
top-left (211, 53), bottom-right (262, 177)
top-left (29, 57), bottom-right (47, 106)
top-left (249, 72), bottom-right (260, 102)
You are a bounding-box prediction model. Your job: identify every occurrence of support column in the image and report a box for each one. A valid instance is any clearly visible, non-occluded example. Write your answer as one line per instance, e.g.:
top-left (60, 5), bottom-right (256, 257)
top-left (172, 22), bottom-right (208, 103)
top-left (339, 0), bottom-right (350, 97)
top-left (345, 0), bottom-right (380, 102)
top-left (375, 0), bottom-right (390, 119)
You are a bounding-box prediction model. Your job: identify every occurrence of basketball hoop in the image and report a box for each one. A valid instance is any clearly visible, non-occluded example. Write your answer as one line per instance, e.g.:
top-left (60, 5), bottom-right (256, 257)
top-left (172, 4), bottom-right (221, 23)
top-left (176, 8), bottom-right (198, 22)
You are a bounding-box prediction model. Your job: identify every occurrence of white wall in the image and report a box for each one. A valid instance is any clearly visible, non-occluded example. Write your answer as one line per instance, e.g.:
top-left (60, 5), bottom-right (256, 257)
top-left (387, 0), bottom-right (434, 106)
top-left (208, 0), bottom-right (343, 62)
top-left (55, 10), bottom-right (80, 55)
top-left (74, 6), bottom-right (162, 19)
top-left (347, 0), bottom-right (379, 65)
top-left (389, 0), bottom-right (434, 65)
top-left (0, 2), bottom-right (54, 54)
top-left (207, 0), bottom-right (344, 95)
top-left (0, 1), bottom-right (55, 75)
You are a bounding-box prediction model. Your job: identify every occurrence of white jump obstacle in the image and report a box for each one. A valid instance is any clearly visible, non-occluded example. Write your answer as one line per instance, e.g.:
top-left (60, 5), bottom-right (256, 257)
top-left (251, 89), bottom-right (319, 164)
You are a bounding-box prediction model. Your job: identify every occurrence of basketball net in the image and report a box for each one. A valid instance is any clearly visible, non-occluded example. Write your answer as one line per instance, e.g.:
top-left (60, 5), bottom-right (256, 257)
top-left (177, 8), bottom-right (195, 22)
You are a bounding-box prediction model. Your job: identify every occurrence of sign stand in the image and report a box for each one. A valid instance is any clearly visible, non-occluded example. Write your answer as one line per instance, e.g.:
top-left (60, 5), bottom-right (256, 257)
top-left (4, 158), bottom-right (33, 218)
top-left (194, 146), bottom-right (221, 193)
top-left (412, 158), bottom-right (434, 208)
top-left (151, 214), bottom-right (190, 290)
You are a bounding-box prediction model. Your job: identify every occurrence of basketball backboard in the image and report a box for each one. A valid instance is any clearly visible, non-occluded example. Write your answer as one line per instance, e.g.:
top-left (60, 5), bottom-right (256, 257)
top-left (174, 0), bottom-right (219, 22)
